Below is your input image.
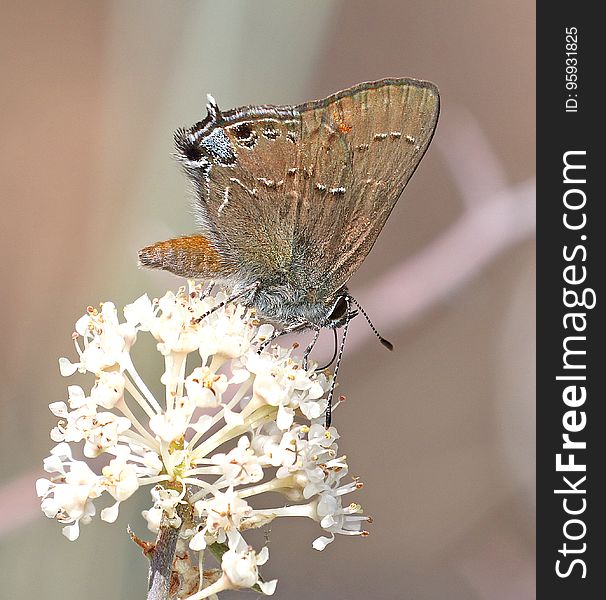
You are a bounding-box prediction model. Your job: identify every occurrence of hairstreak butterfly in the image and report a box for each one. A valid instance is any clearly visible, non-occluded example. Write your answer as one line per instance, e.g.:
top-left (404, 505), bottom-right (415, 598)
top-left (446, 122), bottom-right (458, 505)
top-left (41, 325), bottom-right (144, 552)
top-left (139, 78), bottom-right (440, 424)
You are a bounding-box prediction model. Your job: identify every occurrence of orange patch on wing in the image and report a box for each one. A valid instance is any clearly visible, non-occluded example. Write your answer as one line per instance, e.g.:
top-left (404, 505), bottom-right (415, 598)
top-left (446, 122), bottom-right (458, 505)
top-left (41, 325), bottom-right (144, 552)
top-left (138, 235), bottom-right (231, 279)
top-left (333, 110), bottom-right (352, 133)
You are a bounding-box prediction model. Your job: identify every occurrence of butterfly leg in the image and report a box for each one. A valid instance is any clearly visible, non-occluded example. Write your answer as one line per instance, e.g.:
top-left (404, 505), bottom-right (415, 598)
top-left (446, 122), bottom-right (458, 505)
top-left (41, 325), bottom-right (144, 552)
top-left (201, 280), bottom-right (215, 298)
top-left (257, 322), bottom-right (310, 354)
top-left (193, 281), bottom-right (260, 324)
top-left (303, 327), bottom-right (321, 370)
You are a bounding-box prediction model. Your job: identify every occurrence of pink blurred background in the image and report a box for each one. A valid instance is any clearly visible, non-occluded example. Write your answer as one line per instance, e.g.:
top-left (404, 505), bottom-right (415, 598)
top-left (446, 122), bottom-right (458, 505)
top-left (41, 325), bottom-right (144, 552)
top-left (0, 1), bottom-right (535, 598)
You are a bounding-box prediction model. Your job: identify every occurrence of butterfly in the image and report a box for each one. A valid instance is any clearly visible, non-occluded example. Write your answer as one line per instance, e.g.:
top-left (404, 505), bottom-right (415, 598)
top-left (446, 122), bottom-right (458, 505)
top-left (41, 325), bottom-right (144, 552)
top-left (139, 78), bottom-right (439, 422)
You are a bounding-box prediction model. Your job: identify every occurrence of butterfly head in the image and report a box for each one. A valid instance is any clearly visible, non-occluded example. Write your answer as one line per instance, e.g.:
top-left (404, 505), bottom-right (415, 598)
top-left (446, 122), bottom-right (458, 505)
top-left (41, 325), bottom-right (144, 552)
top-left (324, 292), bottom-right (357, 329)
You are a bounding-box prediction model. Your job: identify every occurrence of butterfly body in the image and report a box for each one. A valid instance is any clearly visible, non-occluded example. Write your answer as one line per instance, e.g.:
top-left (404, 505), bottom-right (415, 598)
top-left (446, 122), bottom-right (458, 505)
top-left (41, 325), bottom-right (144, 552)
top-left (139, 78), bottom-right (440, 331)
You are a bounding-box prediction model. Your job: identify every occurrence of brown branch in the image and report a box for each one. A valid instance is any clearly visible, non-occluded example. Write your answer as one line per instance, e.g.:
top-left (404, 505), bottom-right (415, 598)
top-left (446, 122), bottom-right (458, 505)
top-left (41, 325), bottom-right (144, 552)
top-left (144, 501), bottom-right (193, 600)
top-left (146, 517), bottom-right (181, 600)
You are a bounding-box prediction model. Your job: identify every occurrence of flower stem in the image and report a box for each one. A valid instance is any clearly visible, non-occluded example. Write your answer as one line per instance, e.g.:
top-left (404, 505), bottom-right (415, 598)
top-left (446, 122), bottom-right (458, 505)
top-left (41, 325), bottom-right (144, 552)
top-left (146, 502), bottom-right (191, 600)
top-left (147, 518), bottom-right (180, 600)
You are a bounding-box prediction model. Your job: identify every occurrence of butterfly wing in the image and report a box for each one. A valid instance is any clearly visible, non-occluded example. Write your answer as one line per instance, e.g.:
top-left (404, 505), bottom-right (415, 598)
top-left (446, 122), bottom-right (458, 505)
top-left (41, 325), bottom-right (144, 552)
top-left (172, 80), bottom-right (438, 291)
top-left (172, 100), bottom-right (305, 286)
top-left (295, 78), bottom-right (440, 295)
top-left (144, 79), bottom-right (438, 311)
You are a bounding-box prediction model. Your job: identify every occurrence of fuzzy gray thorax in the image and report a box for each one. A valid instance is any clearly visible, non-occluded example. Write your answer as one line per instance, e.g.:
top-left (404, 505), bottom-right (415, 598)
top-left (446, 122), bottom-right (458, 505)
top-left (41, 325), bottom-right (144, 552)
top-left (234, 279), bottom-right (347, 329)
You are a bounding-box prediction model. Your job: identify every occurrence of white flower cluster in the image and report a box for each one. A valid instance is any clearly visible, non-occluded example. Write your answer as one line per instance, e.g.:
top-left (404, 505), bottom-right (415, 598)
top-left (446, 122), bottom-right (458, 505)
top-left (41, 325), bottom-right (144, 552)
top-left (37, 283), bottom-right (369, 598)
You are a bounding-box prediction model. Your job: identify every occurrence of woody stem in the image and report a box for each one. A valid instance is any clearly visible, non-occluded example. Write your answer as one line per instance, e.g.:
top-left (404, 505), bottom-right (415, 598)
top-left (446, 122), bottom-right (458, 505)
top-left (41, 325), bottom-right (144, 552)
top-left (147, 502), bottom-right (192, 600)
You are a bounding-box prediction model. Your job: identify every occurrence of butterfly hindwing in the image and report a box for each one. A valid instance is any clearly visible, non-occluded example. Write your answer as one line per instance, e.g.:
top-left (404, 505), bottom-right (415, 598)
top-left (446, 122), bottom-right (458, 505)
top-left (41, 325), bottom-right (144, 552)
top-left (178, 104), bottom-right (304, 285)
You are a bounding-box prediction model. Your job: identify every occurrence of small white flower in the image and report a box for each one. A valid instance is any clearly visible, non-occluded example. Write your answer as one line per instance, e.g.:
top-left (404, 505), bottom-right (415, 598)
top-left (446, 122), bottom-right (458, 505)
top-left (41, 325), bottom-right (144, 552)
top-left (191, 487), bottom-right (251, 550)
top-left (83, 412), bottom-right (131, 458)
top-left (149, 400), bottom-right (193, 443)
top-left (103, 454), bottom-right (140, 501)
top-left (90, 370), bottom-right (126, 409)
top-left (185, 366), bottom-right (227, 408)
top-left (67, 385), bottom-right (87, 408)
top-left (37, 449), bottom-right (102, 541)
top-left (182, 544), bottom-right (276, 600)
top-left (123, 293), bottom-right (155, 330)
top-left (221, 545), bottom-right (277, 593)
top-left (58, 357), bottom-right (79, 377)
top-left (211, 436), bottom-right (264, 485)
top-left (142, 485), bottom-right (183, 532)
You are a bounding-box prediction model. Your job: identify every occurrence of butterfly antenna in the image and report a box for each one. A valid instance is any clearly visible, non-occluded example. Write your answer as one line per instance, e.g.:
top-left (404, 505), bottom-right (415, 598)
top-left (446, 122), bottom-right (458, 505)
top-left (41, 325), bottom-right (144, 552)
top-left (193, 281), bottom-right (259, 324)
top-left (348, 295), bottom-right (394, 351)
top-left (325, 301), bottom-right (353, 428)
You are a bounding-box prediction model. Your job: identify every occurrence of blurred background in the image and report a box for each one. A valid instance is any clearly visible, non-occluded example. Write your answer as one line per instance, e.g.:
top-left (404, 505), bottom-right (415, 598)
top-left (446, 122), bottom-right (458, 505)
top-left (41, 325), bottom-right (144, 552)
top-left (0, 1), bottom-right (535, 598)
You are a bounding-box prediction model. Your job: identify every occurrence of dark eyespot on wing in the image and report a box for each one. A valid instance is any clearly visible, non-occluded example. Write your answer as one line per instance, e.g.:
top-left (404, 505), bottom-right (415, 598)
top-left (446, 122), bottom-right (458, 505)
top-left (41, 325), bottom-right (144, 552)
top-left (232, 122), bottom-right (258, 148)
top-left (234, 122), bottom-right (253, 139)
